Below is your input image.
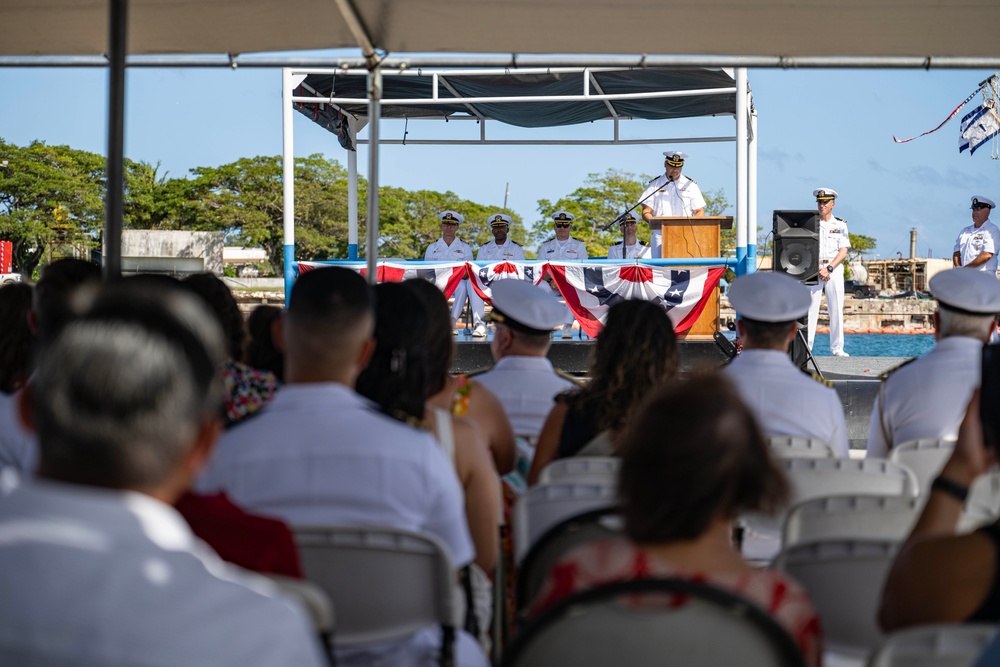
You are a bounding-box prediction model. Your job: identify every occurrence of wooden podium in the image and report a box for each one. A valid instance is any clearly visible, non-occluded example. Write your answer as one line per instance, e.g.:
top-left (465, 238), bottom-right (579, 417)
top-left (649, 216), bottom-right (733, 339)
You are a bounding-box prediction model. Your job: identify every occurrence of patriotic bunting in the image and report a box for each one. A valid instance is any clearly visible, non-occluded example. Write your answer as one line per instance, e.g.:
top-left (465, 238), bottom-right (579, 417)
top-left (296, 261), bottom-right (468, 298)
top-left (467, 261), bottom-right (540, 303)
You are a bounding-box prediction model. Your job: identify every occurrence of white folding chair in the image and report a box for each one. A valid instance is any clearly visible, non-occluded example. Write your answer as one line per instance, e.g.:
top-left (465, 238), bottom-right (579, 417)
top-left (513, 480), bottom-right (617, 563)
top-left (773, 539), bottom-right (898, 658)
top-left (866, 623), bottom-right (998, 667)
top-left (782, 494), bottom-right (920, 549)
top-left (293, 525), bottom-right (457, 666)
top-left (960, 470), bottom-right (1000, 532)
top-left (503, 578), bottom-right (807, 667)
top-left (768, 435), bottom-right (836, 459)
top-left (264, 575), bottom-right (336, 650)
top-left (889, 438), bottom-right (956, 495)
top-left (537, 457), bottom-right (620, 485)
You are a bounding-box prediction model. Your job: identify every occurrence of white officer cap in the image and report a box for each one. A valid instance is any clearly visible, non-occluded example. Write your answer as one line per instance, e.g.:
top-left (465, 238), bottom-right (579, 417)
top-left (728, 271), bottom-right (811, 322)
top-left (488, 279), bottom-right (569, 335)
top-left (439, 210), bottom-right (464, 224)
top-left (619, 212), bottom-right (637, 225)
top-left (971, 196), bottom-right (996, 209)
top-left (813, 188), bottom-right (839, 202)
top-left (929, 268), bottom-right (1000, 315)
top-left (552, 211), bottom-right (575, 222)
top-left (663, 151), bottom-right (688, 167)
top-left (489, 213), bottom-right (513, 227)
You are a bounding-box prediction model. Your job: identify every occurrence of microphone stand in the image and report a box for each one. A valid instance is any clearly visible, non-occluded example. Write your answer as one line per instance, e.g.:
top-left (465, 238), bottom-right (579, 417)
top-left (601, 174), bottom-right (671, 232)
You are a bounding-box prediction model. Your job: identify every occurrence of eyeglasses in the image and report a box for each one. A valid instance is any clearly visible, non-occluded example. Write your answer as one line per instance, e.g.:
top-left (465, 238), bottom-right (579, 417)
top-left (554, 222), bottom-right (572, 228)
top-left (441, 221), bottom-right (460, 226)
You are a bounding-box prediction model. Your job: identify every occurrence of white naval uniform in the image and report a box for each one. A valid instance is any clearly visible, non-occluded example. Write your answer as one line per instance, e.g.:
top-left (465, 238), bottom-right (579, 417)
top-left (807, 216), bottom-right (851, 355)
top-left (954, 220), bottom-right (1000, 273)
top-left (473, 356), bottom-right (577, 438)
top-left (197, 383), bottom-right (487, 667)
top-left (538, 237), bottom-right (588, 327)
top-left (723, 349), bottom-right (849, 457)
top-left (425, 237), bottom-right (484, 325)
top-left (866, 336), bottom-right (983, 459)
top-left (0, 388), bottom-right (36, 473)
top-left (477, 239), bottom-right (525, 262)
top-left (607, 240), bottom-right (651, 259)
top-left (0, 476), bottom-right (326, 666)
top-left (639, 174), bottom-right (706, 258)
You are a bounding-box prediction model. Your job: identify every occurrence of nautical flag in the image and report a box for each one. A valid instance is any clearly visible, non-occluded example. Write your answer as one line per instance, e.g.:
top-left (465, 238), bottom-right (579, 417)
top-left (959, 102), bottom-right (1000, 155)
top-left (296, 261), bottom-right (468, 298)
top-left (545, 262), bottom-right (725, 337)
top-left (467, 261), bottom-right (539, 303)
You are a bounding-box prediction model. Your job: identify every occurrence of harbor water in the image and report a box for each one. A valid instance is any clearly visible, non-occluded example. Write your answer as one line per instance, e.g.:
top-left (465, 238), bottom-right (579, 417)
top-left (810, 333), bottom-right (935, 358)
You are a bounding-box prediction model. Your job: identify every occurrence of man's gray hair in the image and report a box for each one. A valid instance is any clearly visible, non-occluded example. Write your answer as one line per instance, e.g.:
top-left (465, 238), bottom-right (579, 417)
top-left (937, 306), bottom-right (996, 341)
top-left (33, 285), bottom-right (226, 489)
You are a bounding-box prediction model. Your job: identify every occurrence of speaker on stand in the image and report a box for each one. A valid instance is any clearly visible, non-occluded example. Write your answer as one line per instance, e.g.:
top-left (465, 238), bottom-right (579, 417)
top-left (773, 210), bottom-right (824, 377)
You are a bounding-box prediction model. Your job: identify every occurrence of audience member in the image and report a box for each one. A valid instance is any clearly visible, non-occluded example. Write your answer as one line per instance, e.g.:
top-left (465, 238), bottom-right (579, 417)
top-left (527, 374), bottom-right (821, 667)
top-left (183, 273), bottom-right (280, 427)
top-left (867, 268), bottom-right (1000, 458)
top-left (879, 387), bottom-right (1000, 631)
top-left (0, 282), bottom-right (32, 394)
top-left (409, 278), bottom-right (518, 475)
top-left (725, 271), bottom-right (849, 456)
top-left (246, 304), bottom-right (285, 381)
top-left (527, 299), bottom-right (679, 484)
top-left (472, 279), bottom-right (579, 438)
top-left (0, 281), bottom-right (325, 665)
top-left (0, 258), bottom-right (100, 472)
top-left (357, 281), bottom-right (499, 649)
top-left (197, 267), bottom-right (487, 667)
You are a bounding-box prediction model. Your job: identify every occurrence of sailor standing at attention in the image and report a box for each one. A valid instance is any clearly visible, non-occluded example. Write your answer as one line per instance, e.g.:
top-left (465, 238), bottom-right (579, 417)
top-left (953, 196), bottom-right (1000, 273)
top-left (607, 212), bottom-right (651, 259)
top-left (538, 211), bottom-right (588, 339)
top-left (425, 210), bottom-right (485, 336)
top-left (807, 187), bottom-right (851, 357)
top-left (639, 150), bottom-right (706, 259)
top-left (476, 213), bottom-right (526, 337)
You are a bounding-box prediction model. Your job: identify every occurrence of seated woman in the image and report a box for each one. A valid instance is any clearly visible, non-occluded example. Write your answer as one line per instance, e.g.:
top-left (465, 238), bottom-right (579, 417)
top-left (879, 388), bottom-right (1000, 631)
top-left (356, 282), bottom-right (500, 647)
top-left (527, 299), bottom-right (679, 485)
top-left (527, 374), bottom-right (822, 667)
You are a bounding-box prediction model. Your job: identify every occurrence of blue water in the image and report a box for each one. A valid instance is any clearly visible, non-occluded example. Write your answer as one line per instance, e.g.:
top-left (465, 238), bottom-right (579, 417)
top-left (810, 333), bottom-right (935, 358)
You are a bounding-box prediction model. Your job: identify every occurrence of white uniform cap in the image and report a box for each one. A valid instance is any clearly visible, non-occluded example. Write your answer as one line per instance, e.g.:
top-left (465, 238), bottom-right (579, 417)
top-left (929, 268), bottom-right (1000, 315)
top-left (663, 151), bottom-right (688, 166)
top-left (488, 279), bottom-right (569, 334)
top-left (971, 196), bottom-right (996, 209)
top-left (489, 213), bottom-right (513, 227)
top-left (619, 212), bottom-right (637, 225)
top-left (552, 211), bottom-right (575, 222)
top-left (813, 188), bottom-right (839, 202)
top-left (728, 271), bottom-right (811, 322)
top-left (439, 210), bottom-right (464, 224)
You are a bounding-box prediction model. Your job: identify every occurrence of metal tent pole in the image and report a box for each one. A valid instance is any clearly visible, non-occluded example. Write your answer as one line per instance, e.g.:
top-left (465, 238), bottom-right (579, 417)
top-left (747, 107), bottom-right (758, 274)
top-left (104, 0), bottom-right (127, 280)
top-left (281, 68), bottom-right (297, 304)
top-left (735, 67), bottom-right (749, 276)
top-left (348, 148), bottom-right (359, 259)
top-left (365, 65), bottom-right (382, 285)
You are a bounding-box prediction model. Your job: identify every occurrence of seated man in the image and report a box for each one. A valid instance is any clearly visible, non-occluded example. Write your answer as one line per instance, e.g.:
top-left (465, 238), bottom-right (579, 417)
top-left (724, 271), bottom-right (849, 457)
top-left (0, 282), bottom-right (324, 665)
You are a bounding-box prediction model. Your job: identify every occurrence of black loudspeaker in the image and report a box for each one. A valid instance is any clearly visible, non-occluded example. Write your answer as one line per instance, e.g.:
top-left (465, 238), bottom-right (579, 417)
top-left (773, 210), bottom-right (820, 286)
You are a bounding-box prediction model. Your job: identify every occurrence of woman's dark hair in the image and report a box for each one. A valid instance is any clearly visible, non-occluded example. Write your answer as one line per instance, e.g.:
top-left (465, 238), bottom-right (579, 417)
top-left (245, 304), bottom-right (284, 381)
top-left (564, 299), bottom-right (679, 434)
top-left (404, 278), bottom-right (454, 396)
top-left (618, 373), bottom-right (790, 544)
top-left (182, 273), bottom-right (245, 361)
top-left (0, 282), bottom-right (33, 393)
top-left (355, 282), bottom-right (432, 424)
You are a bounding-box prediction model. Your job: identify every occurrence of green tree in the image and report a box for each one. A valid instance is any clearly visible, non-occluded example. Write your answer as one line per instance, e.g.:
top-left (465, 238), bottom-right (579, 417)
top-left (845, 233), bottom-right (877, 279)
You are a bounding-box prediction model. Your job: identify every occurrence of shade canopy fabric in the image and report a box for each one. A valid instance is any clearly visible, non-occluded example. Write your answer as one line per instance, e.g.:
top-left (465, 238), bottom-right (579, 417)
top-left (295, 68), bottom-right (737, 136)
top-left (3, 0), bottom-right (1000, 60)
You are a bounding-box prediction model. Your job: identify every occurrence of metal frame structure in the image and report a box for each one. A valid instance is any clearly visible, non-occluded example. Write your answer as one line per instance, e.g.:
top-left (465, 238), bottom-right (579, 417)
top-left (281, 65), bottom-right (758, 297)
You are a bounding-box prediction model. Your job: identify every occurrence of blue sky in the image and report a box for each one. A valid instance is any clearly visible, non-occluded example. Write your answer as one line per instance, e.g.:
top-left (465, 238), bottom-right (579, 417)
top-left (2, 57), bottom-right (998, 261)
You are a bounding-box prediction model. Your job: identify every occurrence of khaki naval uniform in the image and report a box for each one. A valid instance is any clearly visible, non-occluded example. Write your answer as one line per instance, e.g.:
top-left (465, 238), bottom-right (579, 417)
top-left (807, 216), bottom-right (851, 355)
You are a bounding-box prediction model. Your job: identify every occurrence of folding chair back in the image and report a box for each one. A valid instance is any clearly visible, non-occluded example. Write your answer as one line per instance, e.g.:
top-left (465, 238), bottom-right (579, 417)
top-left (513, 480), bottom-right (617, 563)
top-left (503, 578), bottom-right (806, 667)
top-left (768, 435), bottom-right (836, 459)
top-left (294, 525), bottom-right (457, 659)
top-left (537, 457), bottom-right (620, 485)
top-left (782, 494), bottom-right (920, 549)
top-left (516, 508), bottom-right (624, 612)
top-left (889, 438), bottom-right (956, 495)
top-left (960, 470), bottom-right (1000, 532)
top-left (867, 623), bottom-right (998, 667)
top-left (774, 539), bottom-right (898, 657)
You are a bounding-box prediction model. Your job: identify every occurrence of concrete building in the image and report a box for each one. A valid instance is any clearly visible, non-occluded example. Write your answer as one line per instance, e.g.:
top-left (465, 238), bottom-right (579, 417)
top-left (119, 230), bottom-right (223, 276)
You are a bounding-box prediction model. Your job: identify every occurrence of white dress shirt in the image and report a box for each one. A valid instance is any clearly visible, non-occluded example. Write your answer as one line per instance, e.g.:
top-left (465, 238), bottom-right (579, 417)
top-left (424, 237), bottom-right (475, 262)
top-left (538, 237), bottom-right (587, 261)
top-left (607, 240), bottom-right (651, 259)
top-left (724, 349), bottom-right (849, 457)
top-left (866, 336), bottom-right (983, 459)
top-left (473, 356), bottom-right (577, 437)
top-left (0, 475), bottom-right (325, 666)
top-left (477, 239), bottom-right (525, 262)
top-left (0, 389), bottom-right (37, 473)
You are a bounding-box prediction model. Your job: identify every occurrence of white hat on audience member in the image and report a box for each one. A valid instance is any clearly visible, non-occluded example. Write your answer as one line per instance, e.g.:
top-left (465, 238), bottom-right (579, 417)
top-left (439, 210), bottom-right (464, 224)
top-left (663, 151), bottom-right (688, 167)
top-left (971, 196), bottom-right (996, 209)
top-left (813, 188), bottom-right (839, 202)
top-left (728, 271), bottom-right (811, 323)
top-left (929, 268), bottom-right (1000, 314)
top-left (488, 279), bottom-right (569, 334)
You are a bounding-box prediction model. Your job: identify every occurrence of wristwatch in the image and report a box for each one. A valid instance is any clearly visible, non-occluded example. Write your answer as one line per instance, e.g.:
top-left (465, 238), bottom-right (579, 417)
top-left (826, 264), bottom-right (835, 273)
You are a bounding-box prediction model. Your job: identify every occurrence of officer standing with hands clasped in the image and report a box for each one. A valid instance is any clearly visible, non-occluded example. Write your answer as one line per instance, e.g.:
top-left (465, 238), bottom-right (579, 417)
top-left (807, 187), bottom-right (851, 357)
top-left (425, 210), bottom-right (484, 336)
top-left (538, 211), bottom-right (587, 338)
